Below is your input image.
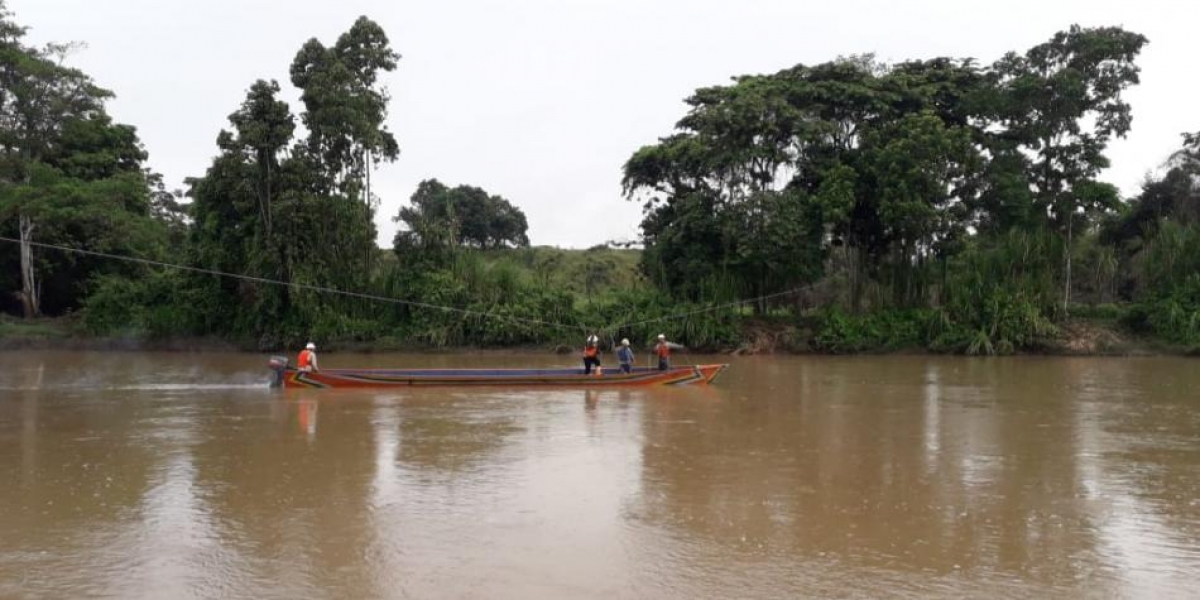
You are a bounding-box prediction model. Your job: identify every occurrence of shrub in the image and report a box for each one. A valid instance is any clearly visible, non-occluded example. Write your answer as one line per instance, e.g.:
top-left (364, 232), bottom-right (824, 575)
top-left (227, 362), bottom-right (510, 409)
top-left (811, 308), bottom-right (930, 353)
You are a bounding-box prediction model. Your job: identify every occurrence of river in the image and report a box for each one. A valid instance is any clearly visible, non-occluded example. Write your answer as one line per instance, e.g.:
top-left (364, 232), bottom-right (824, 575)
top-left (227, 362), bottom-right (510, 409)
top-left (1, 351), bottom-right (1198, 598)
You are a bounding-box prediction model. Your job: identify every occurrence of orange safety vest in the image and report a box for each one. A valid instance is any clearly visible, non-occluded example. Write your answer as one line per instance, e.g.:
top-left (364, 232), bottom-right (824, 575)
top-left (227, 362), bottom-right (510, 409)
top-left (584, 346), bottom-right (599, 358)
top-left (298, 349), bottom-right (314, 369)
top-left (656, 343), bottom-right (670, 358)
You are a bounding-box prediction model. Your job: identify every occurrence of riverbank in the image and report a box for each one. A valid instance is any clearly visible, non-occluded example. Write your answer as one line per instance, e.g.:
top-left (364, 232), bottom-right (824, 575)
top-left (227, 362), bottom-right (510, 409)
top-left (0, 315), bottom-right (569, 354)
top-left (2, 314), bottom-right (1191, 357)
top-left (1, 317), bottom-right (239, 352)
top-left (734, 314), bottom-right (1193, 357)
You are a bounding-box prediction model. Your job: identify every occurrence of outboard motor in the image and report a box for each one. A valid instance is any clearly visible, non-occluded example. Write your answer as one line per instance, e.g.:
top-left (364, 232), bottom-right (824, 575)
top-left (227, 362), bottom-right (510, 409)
top-left (268, 355), bottom-right (289, 388)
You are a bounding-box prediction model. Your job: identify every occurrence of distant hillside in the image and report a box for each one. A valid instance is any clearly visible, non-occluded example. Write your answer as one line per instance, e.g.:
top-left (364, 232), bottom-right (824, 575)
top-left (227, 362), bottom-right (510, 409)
top-left (502, 246), bottom-right (644, 295)
top-left (378, 245), bottom-right (645, 307)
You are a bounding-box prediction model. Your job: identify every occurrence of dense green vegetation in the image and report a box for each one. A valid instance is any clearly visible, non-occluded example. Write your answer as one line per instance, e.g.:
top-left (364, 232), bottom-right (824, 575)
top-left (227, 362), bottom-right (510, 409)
top-left (624, 25), bottom-right (1200, 354)
top-left (0, 1), bottom-right (184, 319)
top-left (2, 1), bottom-right (1199, 355)
top-left (0, 3), bottom-right (730, 352)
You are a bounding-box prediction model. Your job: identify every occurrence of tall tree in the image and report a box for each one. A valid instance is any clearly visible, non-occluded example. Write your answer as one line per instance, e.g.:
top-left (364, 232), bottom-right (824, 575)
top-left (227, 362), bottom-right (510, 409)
top-left (856, 111), bottom-right (981, 305)
top-left (991, 25), bottom-right (1148, 311)
top-left (290, 16), bottom-right (399, 205)
top-left (185, 19), bottom-right (403, 342)
top-left (188, 80), bottom-right (315, 336)
top-left (0, 1), bottom-right (164, 317)
top-left (288, 17), bottom-right (400, 276)
top-left (226, 80), bottom-right (294, 239)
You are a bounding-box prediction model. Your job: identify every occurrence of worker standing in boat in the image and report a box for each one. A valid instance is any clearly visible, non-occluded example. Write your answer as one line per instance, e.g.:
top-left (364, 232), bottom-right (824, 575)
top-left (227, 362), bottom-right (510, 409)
top-left (583, 335), bottom-right (602, 375)
top-left (298, 342), bottom-right (319, 373)
top-left (617, 338), bottom-right (635, 373)
top-left (654, 334), bottom-right (683, 370)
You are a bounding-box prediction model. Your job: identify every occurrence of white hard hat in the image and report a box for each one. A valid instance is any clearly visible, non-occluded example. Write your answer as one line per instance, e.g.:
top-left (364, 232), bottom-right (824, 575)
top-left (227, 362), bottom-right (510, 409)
top-left (657, 334), bottom-right (666, 340)
top-left (621, 338), bottom-right (630, 346)
top-left (587, 335), bottom-right (598, 344)
top-left (306, 342), bottom-right (316, 350)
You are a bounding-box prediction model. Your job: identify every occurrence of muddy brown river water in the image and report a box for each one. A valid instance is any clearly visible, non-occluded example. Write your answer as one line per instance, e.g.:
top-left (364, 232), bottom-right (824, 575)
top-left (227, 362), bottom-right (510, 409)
top-left (2, 351), bottom-right (1199, 598)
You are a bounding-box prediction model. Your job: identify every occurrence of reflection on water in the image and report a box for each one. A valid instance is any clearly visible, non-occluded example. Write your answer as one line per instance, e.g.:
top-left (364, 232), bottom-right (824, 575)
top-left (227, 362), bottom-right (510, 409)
top-left (1, 351), bottom-right (1199, 598)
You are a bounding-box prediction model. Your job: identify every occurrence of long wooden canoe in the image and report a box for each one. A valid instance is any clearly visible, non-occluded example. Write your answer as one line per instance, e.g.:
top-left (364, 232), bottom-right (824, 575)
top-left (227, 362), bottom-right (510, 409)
top-left (269, 363), bottom-right (727, 389)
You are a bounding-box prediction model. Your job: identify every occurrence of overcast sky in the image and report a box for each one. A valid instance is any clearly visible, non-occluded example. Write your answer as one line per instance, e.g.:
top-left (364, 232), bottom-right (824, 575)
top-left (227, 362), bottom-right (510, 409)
top-left (10, 0), bottom-right (1198, 248)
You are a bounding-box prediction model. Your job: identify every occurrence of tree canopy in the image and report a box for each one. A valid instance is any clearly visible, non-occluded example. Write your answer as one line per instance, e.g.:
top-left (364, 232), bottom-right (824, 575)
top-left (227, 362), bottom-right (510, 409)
top-left (0, 0), bottom-right (174, 317)
top-left (394, 178), bottom-right (530, 253)
top-left (183, 17), bottom-right (401, 343)
top-left (624, 26), bottom-right (1148, 315)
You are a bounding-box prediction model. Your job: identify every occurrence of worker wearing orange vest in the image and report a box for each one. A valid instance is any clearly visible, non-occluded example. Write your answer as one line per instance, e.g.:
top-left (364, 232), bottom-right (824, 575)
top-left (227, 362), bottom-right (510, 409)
top-left (654, 334), bottom-right (683, 371)
top-left (582, 335), bottom-right (602, 375)
top-left (298, 342), bottom-right (319, 373)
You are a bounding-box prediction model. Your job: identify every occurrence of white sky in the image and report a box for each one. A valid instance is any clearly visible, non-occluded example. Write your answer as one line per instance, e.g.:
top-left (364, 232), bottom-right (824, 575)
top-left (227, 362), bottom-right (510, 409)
top-left (10, 0), bottom-right (1199, 248)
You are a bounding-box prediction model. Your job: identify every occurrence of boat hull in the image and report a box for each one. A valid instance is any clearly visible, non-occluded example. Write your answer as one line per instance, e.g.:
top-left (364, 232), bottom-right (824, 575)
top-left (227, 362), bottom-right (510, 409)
top-left (278, 364), bottom-right (727, 389)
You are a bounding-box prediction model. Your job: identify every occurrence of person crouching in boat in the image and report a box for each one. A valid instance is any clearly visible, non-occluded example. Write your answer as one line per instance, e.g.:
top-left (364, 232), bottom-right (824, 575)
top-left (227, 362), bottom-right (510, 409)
top-left (654, 334), bottom-right (683, 371)
top-left (617, 338), bottom-right (635, 374)
top-left (298, 342), bottom-right (320, 373)
top-left (583, 335), bottom-right (602, 375)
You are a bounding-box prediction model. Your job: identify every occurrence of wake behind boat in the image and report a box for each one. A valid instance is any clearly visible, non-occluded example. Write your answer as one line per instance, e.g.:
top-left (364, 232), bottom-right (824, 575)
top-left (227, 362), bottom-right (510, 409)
top-left (268, 358), bottom-right (726, 389)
